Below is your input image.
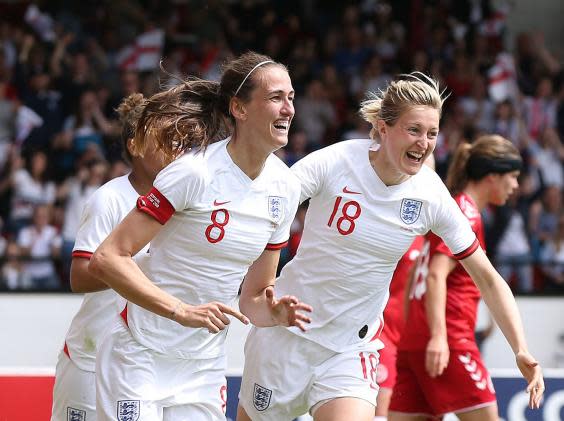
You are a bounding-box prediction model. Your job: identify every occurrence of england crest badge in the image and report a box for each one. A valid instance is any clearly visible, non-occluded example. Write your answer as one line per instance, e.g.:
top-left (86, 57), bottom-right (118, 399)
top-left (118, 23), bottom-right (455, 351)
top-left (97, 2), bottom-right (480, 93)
top-left (268, 196), bottom-right (284, 224)
top-left (400, 198), bottom-right (422, 225)
top-left (117, 400), bottom-right (140, 421)
top-left (253, 383), bottom-right (272, 411)
top-left (67, 407), bottom-right (86, 421)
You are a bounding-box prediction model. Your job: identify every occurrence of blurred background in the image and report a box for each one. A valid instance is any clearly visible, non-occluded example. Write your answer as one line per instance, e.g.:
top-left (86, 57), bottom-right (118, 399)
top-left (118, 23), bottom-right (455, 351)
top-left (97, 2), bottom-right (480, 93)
top-left (0, 0), bottom-right (562, 420)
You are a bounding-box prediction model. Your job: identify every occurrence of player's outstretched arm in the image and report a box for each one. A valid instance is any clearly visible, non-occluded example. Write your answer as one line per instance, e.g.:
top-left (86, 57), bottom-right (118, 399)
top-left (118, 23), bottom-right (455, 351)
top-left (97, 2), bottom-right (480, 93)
top-left (89, 208), bottom-right (249, 332)
top-left (460, 246), bottom-right (545, 409)
top-left (239, 249), bottom-right (312, 332)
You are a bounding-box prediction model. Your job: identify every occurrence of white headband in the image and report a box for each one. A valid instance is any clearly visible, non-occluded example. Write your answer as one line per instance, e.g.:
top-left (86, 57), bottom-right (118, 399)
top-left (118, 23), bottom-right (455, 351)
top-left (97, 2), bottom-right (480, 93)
top-left (234, 60), bottom-right (274, 96)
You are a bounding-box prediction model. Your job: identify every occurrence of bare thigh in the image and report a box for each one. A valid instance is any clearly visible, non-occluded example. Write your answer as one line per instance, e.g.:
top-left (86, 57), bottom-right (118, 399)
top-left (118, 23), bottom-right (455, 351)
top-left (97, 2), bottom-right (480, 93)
top-left (313, 397), bottom-right (374, 421)
top-left (456, 403), bottom-right (499, 421)
top-left (375, 387), bottom-right (392, 416)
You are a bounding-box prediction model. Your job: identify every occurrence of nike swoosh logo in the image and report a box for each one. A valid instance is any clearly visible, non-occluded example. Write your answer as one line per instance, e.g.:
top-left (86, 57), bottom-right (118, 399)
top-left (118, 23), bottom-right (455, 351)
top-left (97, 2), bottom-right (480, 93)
top-left (214, 200), bottom-right (231, 206)
top-left (342, 186), bottom-right (362, 195)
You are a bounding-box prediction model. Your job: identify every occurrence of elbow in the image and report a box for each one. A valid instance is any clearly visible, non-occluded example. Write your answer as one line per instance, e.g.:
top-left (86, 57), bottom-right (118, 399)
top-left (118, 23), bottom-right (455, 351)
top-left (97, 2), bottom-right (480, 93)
top-left (88, 249), bottom-right (109, 282)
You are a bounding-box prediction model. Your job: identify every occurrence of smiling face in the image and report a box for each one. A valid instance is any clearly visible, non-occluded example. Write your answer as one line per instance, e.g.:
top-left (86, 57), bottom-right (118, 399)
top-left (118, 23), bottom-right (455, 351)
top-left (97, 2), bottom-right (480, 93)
top-left (377, 105), bottom-right (440, 182)
top-left (235, 65), bottom-right (295, 153)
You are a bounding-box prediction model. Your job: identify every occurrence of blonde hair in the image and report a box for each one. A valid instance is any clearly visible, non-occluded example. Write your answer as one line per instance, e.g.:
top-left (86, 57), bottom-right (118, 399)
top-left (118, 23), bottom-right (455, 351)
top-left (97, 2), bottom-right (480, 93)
top-left (359, 72), bottom-right (446, 139)
top-left (446, 134), bottom-right (522, 196)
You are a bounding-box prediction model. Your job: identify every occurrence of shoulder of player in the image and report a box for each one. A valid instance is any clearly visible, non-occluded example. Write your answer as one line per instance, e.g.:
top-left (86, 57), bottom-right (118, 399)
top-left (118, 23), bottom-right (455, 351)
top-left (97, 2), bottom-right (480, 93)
top-left (86, 175), bottom-right (133, 210)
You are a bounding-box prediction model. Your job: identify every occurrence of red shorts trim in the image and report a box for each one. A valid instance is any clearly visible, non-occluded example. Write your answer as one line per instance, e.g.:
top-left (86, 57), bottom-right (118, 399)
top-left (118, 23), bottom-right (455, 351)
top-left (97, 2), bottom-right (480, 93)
top-left (265, 241), bottom-right (288, 250)
top-left (71, 250), bottom-right (93, 259)
top-left (454, 238), bottom-right (479, 260)
top-left (390, 347), bottom-right (496, 416)
top-left (137, 187), bottom-right (175, 225)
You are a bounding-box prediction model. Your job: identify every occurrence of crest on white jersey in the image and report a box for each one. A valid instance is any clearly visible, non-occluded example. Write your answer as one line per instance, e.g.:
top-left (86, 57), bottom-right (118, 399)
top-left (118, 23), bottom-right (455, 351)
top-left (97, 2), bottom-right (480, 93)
top-left (268, 196), bottom-right (284, 223)
top-left (67, 407), bottom-right (86, 421)
top-left (253, 383), bottom-right (272, 411)
top-left (117, 400), bottom-right (140, 421)
top-left (400, 198), bottom-right (422, 225)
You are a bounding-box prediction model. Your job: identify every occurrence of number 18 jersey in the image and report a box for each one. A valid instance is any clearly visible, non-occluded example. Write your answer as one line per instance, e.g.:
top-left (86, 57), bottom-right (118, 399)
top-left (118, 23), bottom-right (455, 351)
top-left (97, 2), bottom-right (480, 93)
top-left (275, 139), bottom-right (478, 352)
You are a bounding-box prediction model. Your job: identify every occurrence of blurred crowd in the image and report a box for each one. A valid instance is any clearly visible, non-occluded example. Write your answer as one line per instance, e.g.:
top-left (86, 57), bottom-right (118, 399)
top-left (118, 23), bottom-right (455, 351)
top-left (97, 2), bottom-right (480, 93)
top-left (0, 0), bottom-right (562, 293)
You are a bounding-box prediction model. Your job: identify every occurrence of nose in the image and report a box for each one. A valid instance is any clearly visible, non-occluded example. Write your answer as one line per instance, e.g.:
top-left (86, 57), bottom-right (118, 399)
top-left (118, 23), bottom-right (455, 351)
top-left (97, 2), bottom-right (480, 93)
top-left (281, 97), bottom-right (294, 117)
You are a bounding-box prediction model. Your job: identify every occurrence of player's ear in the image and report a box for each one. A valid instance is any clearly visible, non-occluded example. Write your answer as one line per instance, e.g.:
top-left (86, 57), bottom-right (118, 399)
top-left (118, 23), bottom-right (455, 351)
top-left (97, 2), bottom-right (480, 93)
top-left (230, 98), bottom-right (247, 121)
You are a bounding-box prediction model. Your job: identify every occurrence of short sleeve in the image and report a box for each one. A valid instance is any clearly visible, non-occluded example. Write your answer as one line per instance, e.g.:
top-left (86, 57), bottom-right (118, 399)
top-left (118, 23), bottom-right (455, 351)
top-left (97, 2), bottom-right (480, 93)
top-left (430, 184), bottom-right (478, 260)
top-left (266, 174), bottom-right (302, 250)
top-left (137, 154), bottom-right (206, 224)
top-left (291, 148), bottom-right (330, 203)
top-left (72, 189), bottom-right (124, 258)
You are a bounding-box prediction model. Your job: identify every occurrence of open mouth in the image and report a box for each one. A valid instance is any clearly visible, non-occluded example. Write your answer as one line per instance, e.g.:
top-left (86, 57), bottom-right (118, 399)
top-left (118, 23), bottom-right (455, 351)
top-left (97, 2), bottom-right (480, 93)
top-left (406, 151), bottom-right (424, 163)
top-left (273, 120), bottom-right (289, 133)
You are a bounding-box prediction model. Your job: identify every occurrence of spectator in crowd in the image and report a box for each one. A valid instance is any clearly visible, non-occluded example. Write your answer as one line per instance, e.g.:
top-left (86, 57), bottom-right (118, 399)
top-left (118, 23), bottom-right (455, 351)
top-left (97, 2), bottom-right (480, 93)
top-left (16, 204), bottom-right (62, 289)
top-left (8, 149), bottom-right (56, 235)
top-left (539, 213), bottom-right (564, 292)
top-left (493, 189), bottom-right (534, 293)
top-left (529, 185), bottom-right (562, 259)
top-left (1, 239), bottom-right (31, 290)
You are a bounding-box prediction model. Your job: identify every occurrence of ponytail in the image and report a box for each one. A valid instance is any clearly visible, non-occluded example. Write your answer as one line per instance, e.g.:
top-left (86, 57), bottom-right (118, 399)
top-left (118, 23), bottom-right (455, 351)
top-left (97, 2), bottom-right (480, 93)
top-left (446, 142), bottom-right (473, 196)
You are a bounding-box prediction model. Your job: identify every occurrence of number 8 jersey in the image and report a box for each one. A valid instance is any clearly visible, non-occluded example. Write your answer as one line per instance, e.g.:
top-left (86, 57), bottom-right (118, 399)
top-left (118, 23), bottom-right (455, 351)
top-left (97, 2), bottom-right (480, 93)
top-left (275, 138), bottom-right (478, 352)
top-left (130, 137), bottom-right (301, 359)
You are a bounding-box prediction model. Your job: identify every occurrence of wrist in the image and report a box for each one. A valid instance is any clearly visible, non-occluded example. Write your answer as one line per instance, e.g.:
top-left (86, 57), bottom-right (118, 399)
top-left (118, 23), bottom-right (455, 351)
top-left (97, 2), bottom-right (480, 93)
top-left (170, 300), bottom-right (184, 322)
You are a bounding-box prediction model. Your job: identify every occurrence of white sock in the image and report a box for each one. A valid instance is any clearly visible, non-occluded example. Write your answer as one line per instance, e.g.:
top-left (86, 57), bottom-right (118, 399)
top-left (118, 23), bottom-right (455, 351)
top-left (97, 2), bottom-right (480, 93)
top-left (374, 417), bottom-right (387, 421)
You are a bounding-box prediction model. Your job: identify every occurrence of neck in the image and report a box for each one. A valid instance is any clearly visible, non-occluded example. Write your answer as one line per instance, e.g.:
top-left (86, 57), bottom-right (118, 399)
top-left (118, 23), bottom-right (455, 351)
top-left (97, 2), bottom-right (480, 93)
top-left (464, 182), bottom-right (489, 211)
top-left (369, 149), bottom-right (410, 186)
top-left (128, 169), bottom-right (154, 196)
top-left (227, 133), bottom-right (270, 180)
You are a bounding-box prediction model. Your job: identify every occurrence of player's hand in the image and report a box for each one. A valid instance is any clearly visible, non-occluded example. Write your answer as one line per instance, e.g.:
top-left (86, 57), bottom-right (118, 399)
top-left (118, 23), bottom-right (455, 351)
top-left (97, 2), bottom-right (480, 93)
top-left (516, 350), bottom-right (544, 409)
top-left (265, 286), bottom-right (313, 332)
top-left (425, 335), bottom-right (450, 377)
top-left (175, 301), bottom-right (250, 333)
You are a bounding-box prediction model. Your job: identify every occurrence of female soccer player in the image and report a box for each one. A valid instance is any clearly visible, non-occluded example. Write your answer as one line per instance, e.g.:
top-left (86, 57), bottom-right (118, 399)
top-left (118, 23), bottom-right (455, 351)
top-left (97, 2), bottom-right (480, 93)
top-left (89, 52), bottom-right (312, 421)
top-left (51, 93), bottom-right (169, 421)
top-left (237, 73), bottom-right (544, 421)
top-left (390, 135), bottom-right (526, 420)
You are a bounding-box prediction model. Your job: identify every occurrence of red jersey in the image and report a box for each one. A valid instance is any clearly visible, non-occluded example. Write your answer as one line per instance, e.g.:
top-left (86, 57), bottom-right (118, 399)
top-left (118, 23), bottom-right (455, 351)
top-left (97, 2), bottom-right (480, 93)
top-left (381, 236), bottom-right (425, 346)
top-left (399, 192), bottom-right (484, 351)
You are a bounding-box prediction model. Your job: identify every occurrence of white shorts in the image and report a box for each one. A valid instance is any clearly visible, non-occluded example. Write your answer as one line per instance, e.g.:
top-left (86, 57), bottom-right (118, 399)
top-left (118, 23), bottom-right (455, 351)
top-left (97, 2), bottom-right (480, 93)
top-left (51, 350), bottom-right (96, 421)
top-left (96, 321), bottom-right (228, 421)
top-left (239, 326), bottom-right (379, 421)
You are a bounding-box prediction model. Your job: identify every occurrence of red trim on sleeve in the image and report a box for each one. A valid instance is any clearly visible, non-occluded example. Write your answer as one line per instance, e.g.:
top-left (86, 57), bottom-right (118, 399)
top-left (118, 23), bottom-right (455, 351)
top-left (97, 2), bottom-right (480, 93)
top-left (71, 250), bottom-right (93, 259)
top-left (120, 304), bottom-right (129, 328)
top-left (453, 238), bottom-right (479, 260)
top-left (265, 241), bottom-right (288, 251)
top-left (136, 187), bottom-right (175, 225)
top-left (63, 342), bottom-right (71, 359)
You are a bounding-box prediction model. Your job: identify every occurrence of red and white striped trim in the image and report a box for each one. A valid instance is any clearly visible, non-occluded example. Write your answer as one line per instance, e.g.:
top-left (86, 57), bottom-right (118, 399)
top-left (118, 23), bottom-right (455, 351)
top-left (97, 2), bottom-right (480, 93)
top-left (265, 241), bottom-right (288, 251)
top-left (71, 250), bottom-right (93, 259)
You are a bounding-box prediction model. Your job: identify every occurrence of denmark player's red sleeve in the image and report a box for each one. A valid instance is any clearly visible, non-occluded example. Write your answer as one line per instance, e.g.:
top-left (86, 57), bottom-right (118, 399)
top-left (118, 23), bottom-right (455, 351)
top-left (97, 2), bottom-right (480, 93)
top-left (136, 187), bottom-right (175, 225)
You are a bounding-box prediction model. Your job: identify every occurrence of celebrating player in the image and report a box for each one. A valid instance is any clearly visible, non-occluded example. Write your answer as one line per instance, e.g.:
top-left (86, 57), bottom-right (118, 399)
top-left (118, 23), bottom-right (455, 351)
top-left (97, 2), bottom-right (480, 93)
top-left (51, 93), bottom-right (169, 421)
top-left (390, 134), bottom-right (529, 420)
top-left (237, 73), bottom-right (544, 421)
top-left (89, 52), bottom-right (311, 421)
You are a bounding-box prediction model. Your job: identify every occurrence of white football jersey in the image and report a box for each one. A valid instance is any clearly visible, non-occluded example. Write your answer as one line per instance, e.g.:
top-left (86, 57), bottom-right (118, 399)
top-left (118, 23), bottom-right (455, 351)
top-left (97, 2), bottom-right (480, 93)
top-left (276, 139), bottom-right (478, 352)
top-left (129, 138), bottom-right (301, 359)
top-left (65, 174), bottom-right (147, 372)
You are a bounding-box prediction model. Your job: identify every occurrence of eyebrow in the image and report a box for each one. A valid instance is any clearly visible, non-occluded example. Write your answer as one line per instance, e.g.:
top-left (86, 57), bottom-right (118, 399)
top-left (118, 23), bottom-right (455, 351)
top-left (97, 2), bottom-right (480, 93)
top-left (266, 89), bottom-right (295, 96)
